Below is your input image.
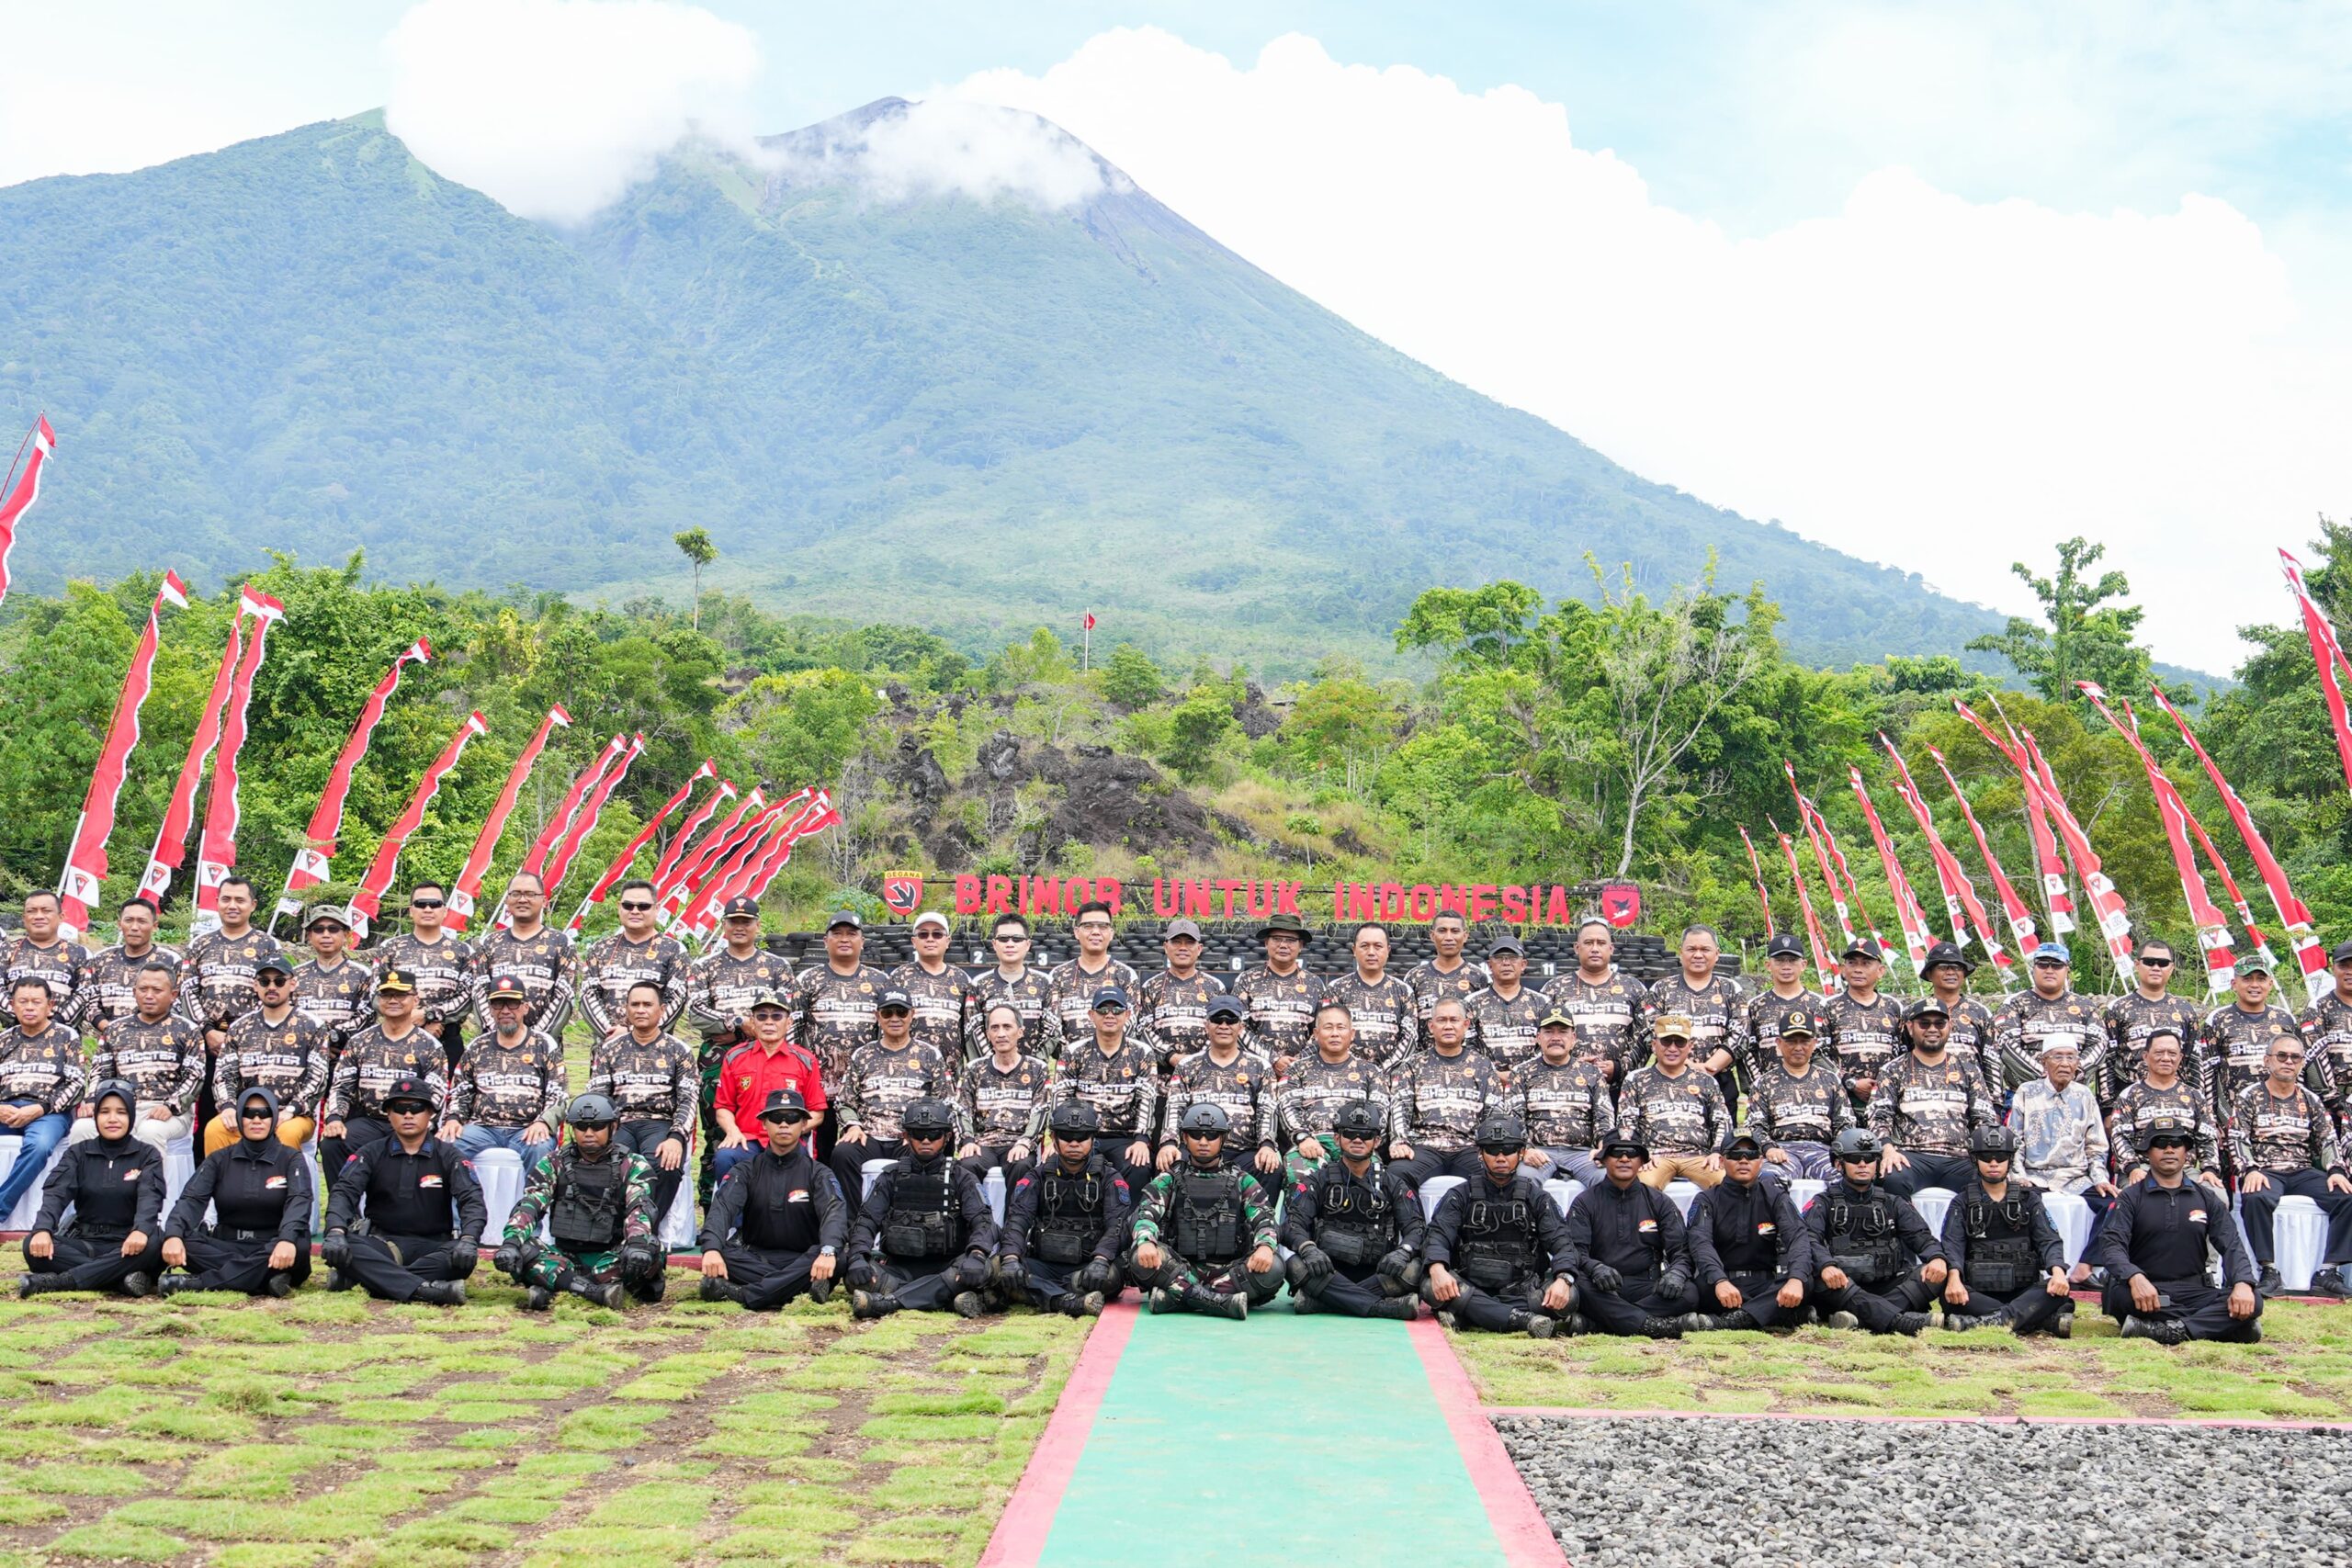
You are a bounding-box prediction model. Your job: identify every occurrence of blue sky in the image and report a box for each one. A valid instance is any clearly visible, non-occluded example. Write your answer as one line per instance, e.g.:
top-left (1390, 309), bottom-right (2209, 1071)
top-left (4, 1), bottom-right (2347, 670)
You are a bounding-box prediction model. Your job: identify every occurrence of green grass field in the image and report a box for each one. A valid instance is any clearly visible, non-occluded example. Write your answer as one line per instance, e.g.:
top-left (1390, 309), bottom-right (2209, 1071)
top-left (1452, 1300), bottom-right (2352, 1419)
top-left (0, 1250), bottom-right (1084, 1567)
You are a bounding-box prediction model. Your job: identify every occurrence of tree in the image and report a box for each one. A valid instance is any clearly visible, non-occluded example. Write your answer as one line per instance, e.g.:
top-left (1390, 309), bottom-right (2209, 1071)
top-left (1280, 675), bottom-right (1401, 797)
top-left (1164, 688), bottom-right (1238, 781)
top-left (673, 527), bottom-right (718, 631)
top-left (1099, 645), bottom-right (1164, 708)
top-left (720, 668), bottom-right (882, 787)
top-left (1965, 537), bottom-right (2153, 705)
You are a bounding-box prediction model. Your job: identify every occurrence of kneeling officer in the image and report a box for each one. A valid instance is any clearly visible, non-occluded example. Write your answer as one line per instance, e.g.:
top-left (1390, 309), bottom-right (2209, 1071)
top-left (1940, 1124), bottom-right (2073, 1336)
top-left (847, 1097), bottom-right (998, 1319)
top-left (1128, 1102), bottom-right (1281, 1319)
top-left (1421, 1112), bottom-right (1577, 1337)
top-left (496, 1093), bottom-right (667, 1311)
top-left (1283, 1098), bottom-right (1422, 1319)
top-left (697, 1089), bottom-right (849, 1311)
top-left (999, 1101), bottom-right (1132, 1317)
top-left (322, 1076), bottom-right (485, 1305)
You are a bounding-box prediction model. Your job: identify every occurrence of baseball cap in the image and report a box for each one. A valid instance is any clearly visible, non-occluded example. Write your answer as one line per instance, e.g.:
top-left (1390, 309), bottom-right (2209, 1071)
top-left (1779, 1011), bottom-right (1821, 1040)
top-left (376, 966), bottom-right (418, 995)
top-left (826, 908), bottom-right (863, 931)
top-left (1765, 931), bottom-right (1806, 959)
top-left (2029, 941), bottom-right (2072, 965)
top-left (254, 954), bottom-right (295, 979)
top-left (1538, 1007), bottom-right (1575, 1029)
top-left (1843, 938), bottom-right (1884, 963)
top-left (748, 987), bottom-right (793, 1010)
top-left (2332, 940), bottom-right (2352, 965)
top-left (721, 896), bottom-right (761, 920)
top-left (876, 988), bottom-right (912, 1013)
top-left (1905, 997), bottom-right (1950, 1021)
top-left (1488, 935), bottom-right (1525, 957)
top-left (1204, 993), bottom-right (1245, 1022)
top-left (1654, 1014), bottom-right (1693, 1041)
top-left (1163, 919), bottom-right (1204, 942)
top-left (2236, 953), bottom-right (2275, 976)
top-left (912, 910), bottom-right (950, 933)
top-left (757, 1089), bottom-right (809, 1121)
top-left (1091, 985), bottom-right (1130, 1011)
top-left (484, 973), bottom-right (528, 1002)
top-left (383, 1077), bottom-right (435, 1111)
top-left (304, 903), bottom-right (353, 931)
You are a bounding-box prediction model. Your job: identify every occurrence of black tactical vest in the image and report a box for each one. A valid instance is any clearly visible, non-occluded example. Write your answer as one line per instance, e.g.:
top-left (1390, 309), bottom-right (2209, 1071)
top-left (1455, 1190), bottom-right (1535, 1289)
top-left (882, 1164), bottom-right (961, 1261)
top-left (1822, 1187), bottom-right (1905, 1285)
top-left (1034, 1166), bottom-right (1106, 1265)
top-left (1313, 1166), bottom-right (1396, 1267)
top-left (550, 1154), bottom-right (625, 1250)
top-left (1171, 1167), bottom-right (1245, 1263)
top-left (1962, 1189), bottom-right (2038, 1293)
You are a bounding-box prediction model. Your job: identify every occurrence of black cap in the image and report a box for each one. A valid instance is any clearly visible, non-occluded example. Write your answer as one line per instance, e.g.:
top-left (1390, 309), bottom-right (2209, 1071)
top-left (383, 1077), bottom-right (435, 1111)
top-left (1921, 940), bottom-right (1975, 974)
top-left (1905, 997), bottom-right (1950, 1021)
top-left (722, 896), bottom-right (761, 920)
top-left (254, 954), bottom-right (295, 979)
top-left (1204, 993), bottom-right (1245, 1022)
top-left (1765, 931), bottom-right (1806, 959)
top-left (1600, 1132), bottom-right (1650, 1160)
top-left (748, 987), bottom-right (793, 1010)
top-left (485, 973), bottom-right (528, 1002)
top-left (1487, 935), bottom-right (1525, 957)
top-left (827, 908), bottom-right (863, 931)
top-left (2332, 940), bottom-right (2352, 965)
top-left (376, 966), bottom-right (418, 995)
top-left (1779, 1010), bottom-right (1823, 1040)
top-left (2139, 1114), bottom-right (2196, 1153)
top-left (1720, 1126), bottom-right (1764, 1158)
top-left (757, 1089), bottom-right (808, 1121)
top-left (1842, 938), bottom-right (1883, 963)
top-left (1090, 985), bottom-right (1130, 1011)
top-left (876, 988), bottom-right (912, 1014)
top-left (1537, 1007), bottom-right (1575, 1030)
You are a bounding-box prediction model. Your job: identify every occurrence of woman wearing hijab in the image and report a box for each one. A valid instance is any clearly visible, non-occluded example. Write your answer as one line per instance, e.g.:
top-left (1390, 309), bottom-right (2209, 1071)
top-left (160, 1085), bottom-right (314, 1297)
top-left (17, 1079), bottom-right (166, 1297)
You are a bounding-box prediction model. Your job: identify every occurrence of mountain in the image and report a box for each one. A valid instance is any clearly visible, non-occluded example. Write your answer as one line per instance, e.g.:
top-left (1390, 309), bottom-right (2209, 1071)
top-left (0, 101), bottom-right (2008, 673)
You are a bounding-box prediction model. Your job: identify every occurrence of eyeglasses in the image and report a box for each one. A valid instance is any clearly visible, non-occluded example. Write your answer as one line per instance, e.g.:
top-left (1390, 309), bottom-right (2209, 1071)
top-left (2032, 959), bottom-right (2066, 968)
top-left (619, 901), bottom-right (654, 913)
top-left (410, 897), bottom-right (444, 909)
top-left (751, 1009), bottom-right (787, 1021)
top-left (1075, 921), bottom-right (1113, 932)
top-left (915, 929), bottom-right (946, 938)
top-left (2273, 1052), bottom-right (2306, 1062)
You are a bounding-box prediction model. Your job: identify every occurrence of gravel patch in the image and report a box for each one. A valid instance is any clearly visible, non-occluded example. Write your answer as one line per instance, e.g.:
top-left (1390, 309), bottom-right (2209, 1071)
top-left (1500, 1414), bottom-right (2352, 1568)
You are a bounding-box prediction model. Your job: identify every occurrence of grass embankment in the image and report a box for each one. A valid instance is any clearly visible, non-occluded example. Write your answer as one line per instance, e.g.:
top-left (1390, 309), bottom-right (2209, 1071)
top-left (0, 1255), bottom-right (1084, 1567)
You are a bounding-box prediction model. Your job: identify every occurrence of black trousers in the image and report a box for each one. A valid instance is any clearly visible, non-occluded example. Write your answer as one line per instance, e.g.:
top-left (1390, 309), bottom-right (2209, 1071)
top-left (1127, 1245), bottom-right (1283, 1310)
top-left (1882, 1152), bottom-right (1975, 1197)
top-left (429, 1021), bottom-right (466, 1072)
top-left (714, 1241), bottom-right (825, 1310)
top-left (2239, 1168), bottom-right (2352, 1266)
top-left (614, 1120), bottom-right (686, 1227)
top-left (1578, 1269), bottom-right (1699, 1335)
top-left (1421, 1270), bottom-right (1568, 1332)
top-left (1811, 1272), bottom-right (1932, 1330)
top-left (871, 1256), bottom-right (987, 1313)
top-left (830, 1137), bottom-right (908, 1207)
top-left (1947, 1277), bottom-right (2069, 1334)
top-left (2099, 1276), bottom-right (2262, 1341)
top-left (1299, 1257), bottom-right (1419, 1316)
top-left (1394, 1147), bottom-right (1487, 1189)
top-left (342, 1232), bottom-right (474, 1303)
top-left (177, 1232), bottom-right (312, 1294)
top-left (1001, 1252), bottom-right (1122, 1308)
top-left (319, 1117), bottom-right (390, 1187)
top-left (28, 1231), bottom-right (164, 1293)
top-left (1709, 1269), bottom-right (1802, 1328)
top-left (958, 1145), bottom-right (1035, 1186)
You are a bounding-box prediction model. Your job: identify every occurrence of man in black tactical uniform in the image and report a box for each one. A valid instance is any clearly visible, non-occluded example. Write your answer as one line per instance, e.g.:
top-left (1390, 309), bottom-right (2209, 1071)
top-left (321, 1076), bottom-right (485, 1305)
top-left (1938, 1123), bottom-right (2073, 1337)
top-left (1681, 1126), bottom-right (1815, 1331)
top-left (18, 1080), bottom-right (166, 1297)
top-left (697, 1089), bottom-right (848, 1311)
top-left (1283, 1098), bottom-right (1422, 1320)
top-left (997, 1101), bottom-right (1132, 1318)
top-left (1562, 1133), bottom-right (1698, 1337)
top-left (495, 1092), bottom-right (667, 1312)
top-left (1805, 1127), bottom-right (1946, 1335)
top-left (1127, 1102), bottom-right (1282, 1320)
top-left (1421, 1112), bottom-right (1577, 1338)
top-left (846, 1097), bottom-right (998, 1319)
top-left (2096, 1116), bottom-right (2263, 1344)
top-left (160, 1086), bottom-right (313, 1297)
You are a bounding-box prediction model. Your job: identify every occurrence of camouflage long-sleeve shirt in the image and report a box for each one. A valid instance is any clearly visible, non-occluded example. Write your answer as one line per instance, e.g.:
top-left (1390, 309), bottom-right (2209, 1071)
top-left (324, 1025), bottom-right (447, 1123)
top-left (2103, 991), bottom-right (2210, 1108)
top-left (1322, 971), bottom-right (1419, 1077)
top-left (1991, 989), bottom-right (2109, 1092)
top-left (1512, 1055), bottom-right (1615, 1149)
top-left (0, 1023), bottom-right (85, 1114)
top-left (584, 1031), bottom-right (696, 1140)
top-left (1, 936), bottom-right (86, 1028)
top-left (1747, 1061), bottom-right (1852, 1151)
top-left (89, 1014), bottom-right (206, 1115)
top-left (1271, 1052), bottom-right (1389, 1148)
top-left (1939, 996), bottom-right (2001, 1095)
top-left (1616, 1063), bottom-right (1731, 1158)
top-left (967, 966), bottom-right (1054, 1062)
top-left (65, 942), bottom-right (182, 1035)
top-left (577, 931), bottom-right (691, 1040)
top-left (369, 932), bottom-right (476, 1030)
top-left (956, 1054), bottom-right (1052, 1149)
top-left (182, 928), bottom-right (284, 1032)
top-left (1234, 963), bottom-right (1321, 1066)
top-left (1160, 1045), bottom-right (1275, 1148)
top-left (1134, 969), bottom-right (1222, 1069)
top-left (503, 1145), bottom-right (660, 1249)
top-left (837, 1040), bottom-right (956, 1143)
top-left (2299, 989), bottom-right (2352, 1119)
top-left (1866, 1051), bottom-right (1996, 1157)
top-left (291, 958), bottom-right (374, 1055)
top-left (1390, 1047), bottom-right (1507, 1153)
top-left (2230, 1082), bottom-right (2346, 1179)
top-left (213, 1010), bottom-right (331, 1115)
top-left (1464, 984), bottom-right (1552, 1078)
top-left (1734, 989), bottom-right (1825, 1086)
top-left (793, 963), bottom-right (891, 1084)
top-left (2203, 1002), bottom-right (2305, 1124)
top-left (1823, 992), bottom-right (1905, 1098)
top-left (1128, 1161), bottom-right (1279, 1255)
top-left (1405, 958), bottom-right (1488, 1048)
top-left (1645, 973), bottom-right (1747, 1074)
top-left (888, 961), bottom-right (980, 1068)
top-left (1046, 957), bottom-right (1139, 1058)
top-left (447, 1028), bottom-right (568, 1129)
top-left (685, 946), bottom-right (798, 1067)
top-left (1050, 1035), bottom-right (1159, 1143)
top-left (1549, 972), bottom-right (1655, 1077)
top-left (2109, 1078), bottom-right (2222, 1178)
top-left (469, 926), bottom-right (575, 1038)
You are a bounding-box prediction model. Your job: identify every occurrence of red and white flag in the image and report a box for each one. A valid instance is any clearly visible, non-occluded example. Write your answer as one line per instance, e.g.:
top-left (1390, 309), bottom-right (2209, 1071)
top-left (2282, 549), bottom-right (2352, 797)
top-left (1925, 741), bottom-right (2040, 953)
top-left (665, 791), bottom-right (797, 929)
top-left (349, 710), bottom-right (490, 935)
top-left (0, 415), bottom-right (57, 610)
top-left (1954, 701), bottom-right (2076, 938)
top-left (446, 705), bottom-right (571, 933)
top-left (648, 777), bottom-right (735, 893)
top-left (55, 570), bottom-right (189, 939)
top-left (568, 759), bottom-right (717, 932)
top-left (677, 804), bottom-right (790, 939)
top-left (1849, 767), bottom-right (1935, 976)
top-left (684, 792), bottom-right (834, 939)
top-left (140, 599), bottom-right (248, 905)
top-left (2080, 682), bottom-right (2237, 993)
top-left (1772, 823), bottom-right (1838, 991)
top-left (188, 589), bottom-right (285, 936)
top-left (1736, 825), bottom-right (1775, 939)
top-left (2018, 728), bottom-right (2135, 969)
top-left (1785, 761), bottom-right (1888, 956)
top-left (519, 734), bottom-right (627, 881)
top-left (1880, 735), bottom-right (2015, 979)
top-left (747, 792), bottom-right (839, 901)
top-left (541, 734), bottom-right (643, 897)
top-left (277, 637), bottom-right (431, 920)
top-left (655, 785), bottom-right (771, 912)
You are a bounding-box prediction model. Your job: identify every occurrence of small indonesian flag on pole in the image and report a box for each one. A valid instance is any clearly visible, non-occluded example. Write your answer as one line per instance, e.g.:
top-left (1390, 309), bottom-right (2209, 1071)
top-left (0, 415), bottom-right (57, 611)
top-left (55, 570), bottom-right (189, 939)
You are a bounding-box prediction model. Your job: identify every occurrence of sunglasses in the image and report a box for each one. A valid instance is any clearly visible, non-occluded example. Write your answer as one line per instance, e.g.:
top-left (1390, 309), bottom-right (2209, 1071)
top-left (761, 1111), bottom-right (811, 1125)
top-left (619, 901), bottom-right (655, 913)
top-left (240, 1106), bottom-right (275, 1120)
top-left (993, 933), bottom-right (1027, 942)
top-left (751, 1009), bottom-right (787, 1021)
top-left (1093, 1003), bottom-right (1126, 1014)
top-left (2139, 956), bottom-right (2174, 967)
top-left (387, 1102), bottom-right (434, 1115)
top-left (410, 897), bottom-right (445, 910)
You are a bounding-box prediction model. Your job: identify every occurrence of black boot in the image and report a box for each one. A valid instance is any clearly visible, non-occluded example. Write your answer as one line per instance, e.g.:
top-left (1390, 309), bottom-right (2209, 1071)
top-left (809, 1274), bottom-right (835, 1304)
top-left (522, 1284), bottom-right (554, 1312)
top-left (266, 1273), bottom-right (295, 1298)
top-left (568, 1273), bottom-right (624, 1310)
top-left (120, 1272), bottom-right (154, 1298)
top-left (2257, 1265), bottom-right (2286, 1298)
top-left (1640, 1316), bottom-right (1685, 1339)
top-left (851, 1289), bottom-right (899, 1320)
top-left (1185, 1284), bottom-right (1247, 1320)
top-left (413, 1280), bottom-right (467, 1306)
top-left (699, 1276), bottom-right (745, 1304)
top-left (1371, 1298), bottom-right (1419, 1321)
top-left (1890, 1312), bottom-right (1932, 1336)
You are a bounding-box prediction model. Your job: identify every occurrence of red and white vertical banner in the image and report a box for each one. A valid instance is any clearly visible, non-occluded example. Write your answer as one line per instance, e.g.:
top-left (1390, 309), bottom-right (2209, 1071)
top-left (1849, 768), bottom-right (1934, 976)
top-left (662, 789), bottom-right (795, 928)
top-left (1881, 736), bottom-right (2014, 979)
top-left (654, 785), bottom-right (770, 913)
top-left (188, 589), bottom-right (286, 938)
top-left (747, 791), bottom-right (838, 899)
top-left (648, 777), bottom-right (735, 893)
top-left (2017, 728), bottom-right (2135, 970)
top-left (348, 710), bottom-right (490, 935)
top-left (2130, 696), bottom-right (2278, 972)
top-left (676, 802), bottom-right (790, 940)
top-left (1925, 741), bottom-right (2040, 954)
top-left (1773, 824), bottom-right (1838, 991)
top-left (1786, 763), bottom-right (1888, 956)
top-left (55, 570), bottom-right (190, 939)
top-left (519, 734), bottom-right (626, 880)
top-left (1736, 825), bottom-right (1775, 938)
top-left (139, 600), bottom-right (246, 905)
top-left (445, 705), bottom-right (570, 933)
top-left (277, 637), bottom-right (432, 922)
top-left (2147, 682), bottom-right (2327, 999)
top-left (1953, 701), bottom-right (2076, 937)
top-left (2282, 548), bottom-right (2352, 796)
top-left (567, 758), bottom-right (716, 932)
top-left (2080, 682), bottom-right (2237, 993)
top-left (684, 792), bottom-right (834, 940)
top-left (0, 415), bottom-right (57, 610)
top-left (540, 733), bottom-right (644, 897)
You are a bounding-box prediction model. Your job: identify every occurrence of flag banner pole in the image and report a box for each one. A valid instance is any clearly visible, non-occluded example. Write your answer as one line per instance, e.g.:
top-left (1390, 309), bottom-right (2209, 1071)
top-left (276, 637), bottom-right (432, 926)
top-left (188, 589), bottom-right (285, 938)
top-left (56, 570), bottom-right (189, 939)
top-left (445, 705), bottom-right (570, 934)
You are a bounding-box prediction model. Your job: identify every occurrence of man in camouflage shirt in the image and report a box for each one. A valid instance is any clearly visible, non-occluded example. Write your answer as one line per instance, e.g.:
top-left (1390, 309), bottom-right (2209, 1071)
top-left (584, 979), bottom-right (697, 1226)
top-left (2202, 955), bottom-right (2306, 1132)
top-left (66, 897), bottom-right (178, 1038)
top-left (1616, 1016), bottom-right (1731, 1190)
top-left (1735, 932), bottom-right (1821, 1088)
top-left (368, 881), bottom-right (474, 1068)
top-left (1991, 942), bottom-right (2109, 1093)
top-left (576, 879), bottom-right (691, 1041)
top-left (1125, 1103), bottom-right (1281, 1320)
top-left (968, 913), bottom-right (1054, 1064)
top-left (2298, 940), bottom-right (2352, 1126)
top-left (1824, 939), bottom-right (1905, 1109)
top-left (1157, 993), bottom-right (1280, 1183)
top-left (1133, 919), bottom-right (1220, 1070)
top-left (292, 905), bottom-right (374, 1060)
top-left (1, 891), bottom-right (85, 1031)
top-left (1513, 1009), bottom-right (1614, 1187)
top-left (1868, 998), bottom-right (1997, 1196)
top-left (2232, 1035), bottom-right (2352, 1296)
top-left (1235, 912), bottom-right (1319, 1069)
top-left (496, 1093), bottom-right (667, 1310)
top-left (1405, 911), bottom-right (1487, 1048)
top-left (74, 961), bottom-right (202, 1150)
top-left (2109, 1030), bottom-right (2224, 1191)
top-left (1921, 940), bottom-right (2000, 1092)
top-left (1272, 1001), bottom-right (1391, 1183)
top-left (1322, 922), bottom-right (1419, 1077)
top-left (829, 988), bottom-right (956, 1198)
top-left (686, 896), bottom-right (798, 1201)
top-left (956, 1000), bottom-right (1052, 1180)
top-left (440, 973), bottom-right (566, 1168)
top-left (321, 967), bottom-right (448, 1179)
top-left (2101, 939), bottom-right (2210, 1109)
top-left (1748, 1009), bottom-right (1850, 1183)
top-left (1551, 919), bottom-right (1654, 1085)
top-left (0, 977), bottom-right (85, 1217)
top-left (182, 875), bottom-right (282, 1066)
top-left (469, 872), bottom-right (575, 1039)
top-left (1389, 997), bottom-right (1509, 1186)
top-left (889, 911), bottom-right (979, 1071)
top-left (1464, 936), bottom-right (1552, 1078)
top-left (1046, 902), bottom-right (1138, 1060)
top-left (1645, 925), bottom-right (1747, 1112)
top-left (208, 956), bottom-right (329, 1154)
top-left (1049, 985), bottom-right (1159, 1197)
top-left (794, 910), bottom-right (891, 1087)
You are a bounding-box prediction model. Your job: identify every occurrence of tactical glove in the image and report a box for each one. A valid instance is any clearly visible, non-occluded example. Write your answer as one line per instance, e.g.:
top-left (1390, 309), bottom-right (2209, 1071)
top-left (451, 1242), bottom-right (481, 1280)
top-left (492, 1241), bottom-right (521, 1277)
top-left (319, 1232), bottom-right (352, 1269)
top-left (1376, 1247), bottom-right (1417, 1285)
top-left (953, 1252), bottom-right (993, 1290)
top-left (1075, 1258), bottom-right (1118, 1296)
top-left (1582, 1260), bottom-right (1623, 1294)
top-left (1657, 1266), bottom-right (1691, 1302)
top-left (618, 1239), bottom-right (662, 1280)
top-left (1295, 1244), bottom-right (1336, 1286)
top-left (844, 1258), bottom-right (879, 1290)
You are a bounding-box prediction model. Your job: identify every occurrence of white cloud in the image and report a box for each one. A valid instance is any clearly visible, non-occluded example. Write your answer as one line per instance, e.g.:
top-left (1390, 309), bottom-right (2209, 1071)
top-left (956, 28), bottom-right (2351, 673)
top-left (383, 0), bottom-right (761, 225)
top-left (803, 99), bottom-right (1111, 210)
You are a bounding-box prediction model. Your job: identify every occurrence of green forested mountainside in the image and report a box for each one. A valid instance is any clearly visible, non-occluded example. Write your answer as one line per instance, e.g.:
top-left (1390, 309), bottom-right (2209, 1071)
top-left (0, 102), bottom-right (2011, 676)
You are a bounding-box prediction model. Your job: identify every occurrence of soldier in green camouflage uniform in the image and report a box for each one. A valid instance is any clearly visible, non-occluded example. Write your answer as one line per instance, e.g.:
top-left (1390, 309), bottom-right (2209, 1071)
top-left (1126, 1103), bottom-right (1282, 1319)
top-left (495, 1093), bottom-right (666, 1311)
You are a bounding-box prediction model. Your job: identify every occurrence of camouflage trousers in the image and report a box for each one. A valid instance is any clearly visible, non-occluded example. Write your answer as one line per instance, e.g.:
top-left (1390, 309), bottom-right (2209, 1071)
top-left (520, 1244), bottom-right (666, 1302)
